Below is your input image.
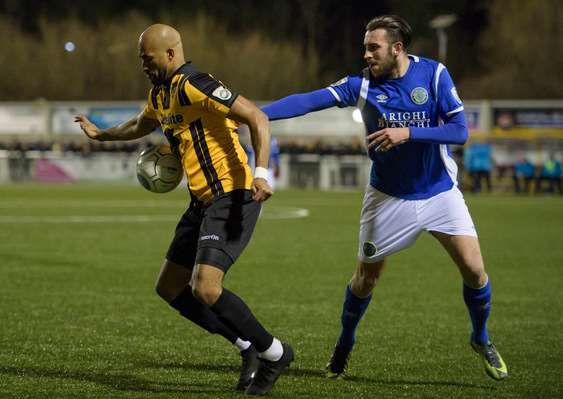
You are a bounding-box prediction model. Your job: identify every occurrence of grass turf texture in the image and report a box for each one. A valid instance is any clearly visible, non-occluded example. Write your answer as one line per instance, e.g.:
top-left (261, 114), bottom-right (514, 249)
top-left (0, 184), bottom-right (561, 399)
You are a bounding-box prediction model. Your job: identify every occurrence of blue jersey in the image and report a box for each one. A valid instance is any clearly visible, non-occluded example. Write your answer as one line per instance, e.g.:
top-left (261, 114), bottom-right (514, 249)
top-left (328, 55), bottom-right (465, 200)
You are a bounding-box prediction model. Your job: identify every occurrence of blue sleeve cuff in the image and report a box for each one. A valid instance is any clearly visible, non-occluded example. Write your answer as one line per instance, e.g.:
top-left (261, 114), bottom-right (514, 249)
top-left (410, 110), bottom-right (468, 145)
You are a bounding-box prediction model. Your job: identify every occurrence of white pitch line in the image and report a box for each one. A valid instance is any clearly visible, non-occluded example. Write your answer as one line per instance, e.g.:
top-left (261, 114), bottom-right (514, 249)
top-left (0, 200), bottom-right (318, 213)
top-left (261, 207), bottom-right (310, 219)
top-left (0, 207), bottom-right (309, 224)
top-left (0, 215), bottom-right (178, 224)
top-left (0, 200), bottom-right (186, 209)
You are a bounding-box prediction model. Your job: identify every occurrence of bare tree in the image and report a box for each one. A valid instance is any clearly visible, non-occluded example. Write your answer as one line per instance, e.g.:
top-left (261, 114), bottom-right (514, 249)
top-left (460, 0), bottom-right (563, 99)
top-left (0, 12), bottom-right (321, 100)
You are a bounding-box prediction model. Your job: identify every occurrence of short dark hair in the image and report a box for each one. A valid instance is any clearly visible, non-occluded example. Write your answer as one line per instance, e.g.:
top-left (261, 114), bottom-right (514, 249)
top-left (366, 15), bottom-right (412, 49)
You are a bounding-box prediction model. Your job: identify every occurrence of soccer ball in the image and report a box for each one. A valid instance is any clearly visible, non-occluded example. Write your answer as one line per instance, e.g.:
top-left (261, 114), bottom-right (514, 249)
top-left (136, 145), bottom-right (183, 193)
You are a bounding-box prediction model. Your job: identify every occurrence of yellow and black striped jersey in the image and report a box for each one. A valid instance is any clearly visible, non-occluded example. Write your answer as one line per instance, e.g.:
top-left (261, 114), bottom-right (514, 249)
top-left (142, 62), bottom-right (253, 203)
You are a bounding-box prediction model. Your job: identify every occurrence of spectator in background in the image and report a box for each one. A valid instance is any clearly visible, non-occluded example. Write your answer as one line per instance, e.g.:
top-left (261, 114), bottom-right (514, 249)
top-left (238, 125), bottom-right (281, 188)
top-left (536, 154), bottom-right (562, 194)
top-left (513, 156), bottom-right (535, 194)
top-left (464, 142), bottom-right (493, 193)
top-left (269, 136), bottom-right (281, 187)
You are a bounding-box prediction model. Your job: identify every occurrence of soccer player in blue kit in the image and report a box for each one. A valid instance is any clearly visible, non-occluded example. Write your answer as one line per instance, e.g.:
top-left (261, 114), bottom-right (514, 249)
top-left (262, 15), bottom-right (507, 381)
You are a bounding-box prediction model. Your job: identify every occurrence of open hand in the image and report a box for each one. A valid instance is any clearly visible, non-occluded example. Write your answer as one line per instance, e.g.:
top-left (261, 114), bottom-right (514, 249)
top-left (74, 115), bottom-right (103, 140)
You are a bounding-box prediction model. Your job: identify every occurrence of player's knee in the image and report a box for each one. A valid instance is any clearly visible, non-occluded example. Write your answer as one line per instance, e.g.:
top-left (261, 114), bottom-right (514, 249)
top-left (191, 283), bottom-right (222, 306)
top-left (358, 273), bottom-right (378, 293)
top-left (352, 261), bottom-right (384, 295)
top-left (458, 255), bottom-right (487, 287)
top-left (155, 278), bottom-right (180, 304)
top-left (464, 267), bottom-right (488, 288)
top-left (155, 282), bottom-right (171, 303)
top-left (352, 273), bottom-right (377, 296)
top-left (155, 278), bottom-right (167, 299)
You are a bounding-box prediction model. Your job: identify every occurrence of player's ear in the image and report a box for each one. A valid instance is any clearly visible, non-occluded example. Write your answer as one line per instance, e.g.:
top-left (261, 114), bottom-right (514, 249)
top-left (392, 41), bottom-right (403, 56)
top-left (167, 48), bottom-right (174, 60)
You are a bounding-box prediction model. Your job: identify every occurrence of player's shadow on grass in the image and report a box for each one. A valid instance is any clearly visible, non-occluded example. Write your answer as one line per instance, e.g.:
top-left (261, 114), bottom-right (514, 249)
top-left (0, 365), bottom-right (227, 395)
top-left (141, 360), bottom-right (239, 373)
top-left (343, 375), bottom-right (496, 390)
top-left (289, 368), bottom-right (496, 390)
top-left (140, 361), bottom-right (495, 391)
top-left (283, 367), bottom-right (495, 390)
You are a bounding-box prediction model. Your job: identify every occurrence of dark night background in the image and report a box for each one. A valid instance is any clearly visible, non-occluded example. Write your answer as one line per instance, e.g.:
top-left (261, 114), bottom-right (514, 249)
top-left (1, 0), bottom-right (561, 100)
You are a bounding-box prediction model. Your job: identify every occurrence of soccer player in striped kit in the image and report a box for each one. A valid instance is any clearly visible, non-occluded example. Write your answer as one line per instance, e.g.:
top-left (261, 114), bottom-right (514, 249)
top-left (262, 15), bottom-right (507, 381)
top-left (76, 23), bottom-right (293, 395)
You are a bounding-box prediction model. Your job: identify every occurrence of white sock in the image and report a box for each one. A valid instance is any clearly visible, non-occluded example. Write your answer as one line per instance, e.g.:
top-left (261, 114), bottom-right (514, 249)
top-left (258, 337), bottom-right (283, 361)
top-left (234, 338), bottom-right (251, 352)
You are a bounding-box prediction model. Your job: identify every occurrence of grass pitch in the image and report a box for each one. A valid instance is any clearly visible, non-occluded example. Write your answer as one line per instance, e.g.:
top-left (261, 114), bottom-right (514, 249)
top-left (0, 184), bottom-right (562, 399)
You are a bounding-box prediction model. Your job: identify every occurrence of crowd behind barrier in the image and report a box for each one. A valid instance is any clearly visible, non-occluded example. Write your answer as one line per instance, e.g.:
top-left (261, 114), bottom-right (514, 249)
top-left (0, 138), bottom-right (561, 195)
top-left (0, 137), bottom-right (370, 157)
top-left (0, 139), bottom-right (143, 155)
top-left (461, 142), bottom-right (561, 195)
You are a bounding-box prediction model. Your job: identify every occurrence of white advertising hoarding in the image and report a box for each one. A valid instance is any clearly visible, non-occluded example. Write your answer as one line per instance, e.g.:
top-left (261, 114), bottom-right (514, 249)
top-left (0, 104), bottom-right (48, 135)
top-left (52, 103), bottom-right (144, 135)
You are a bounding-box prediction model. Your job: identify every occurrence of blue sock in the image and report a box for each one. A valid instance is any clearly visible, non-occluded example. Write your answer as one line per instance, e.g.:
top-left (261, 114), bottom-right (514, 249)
top-left (337, 285), bottom-right (372, 349)
top-left (463, 279), bottom-right (491, 345)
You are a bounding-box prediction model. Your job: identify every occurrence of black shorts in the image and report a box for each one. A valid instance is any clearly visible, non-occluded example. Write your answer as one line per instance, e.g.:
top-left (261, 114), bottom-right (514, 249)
top-left (166, 189), bottom-right (261, 272)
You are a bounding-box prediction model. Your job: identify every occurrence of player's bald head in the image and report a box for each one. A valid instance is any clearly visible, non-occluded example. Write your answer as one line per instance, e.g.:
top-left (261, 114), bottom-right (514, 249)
top-left (139, 24), bottom-right (183, 53)
top-left (138, 24), bottom-right (185, 85)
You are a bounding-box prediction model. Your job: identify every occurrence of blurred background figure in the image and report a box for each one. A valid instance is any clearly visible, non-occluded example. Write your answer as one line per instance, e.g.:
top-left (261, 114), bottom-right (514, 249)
top-left (512, 155), bottom-right (535, 194)
top-left (268, 136), bottom-right (281, 188)
top-left (464, 141), bottom-right (493, 193)
top-left (238, 125), bottom-right (281, 189)
top-left (536, 154), bottom-right (562, 194)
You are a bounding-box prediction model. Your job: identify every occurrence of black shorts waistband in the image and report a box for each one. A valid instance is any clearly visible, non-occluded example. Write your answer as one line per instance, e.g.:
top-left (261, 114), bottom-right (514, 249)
top-left (192, 189), bottom-right (253, 209)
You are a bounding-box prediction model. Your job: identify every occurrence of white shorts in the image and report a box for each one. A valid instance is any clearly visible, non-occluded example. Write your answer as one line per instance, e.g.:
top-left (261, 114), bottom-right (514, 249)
top-left (358, 186), bottom-right (477, 263)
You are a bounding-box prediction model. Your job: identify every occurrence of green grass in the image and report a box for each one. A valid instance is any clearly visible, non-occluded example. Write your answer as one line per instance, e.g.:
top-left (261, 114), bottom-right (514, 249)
top-left (0, 184), bottom-right (562, 399)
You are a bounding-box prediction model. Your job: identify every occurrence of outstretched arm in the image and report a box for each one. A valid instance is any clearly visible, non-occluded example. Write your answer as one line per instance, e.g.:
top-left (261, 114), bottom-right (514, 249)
top-left (261, 88), bottom-right (340, 121)
top-left (74, 112), bottom-right (159, 141)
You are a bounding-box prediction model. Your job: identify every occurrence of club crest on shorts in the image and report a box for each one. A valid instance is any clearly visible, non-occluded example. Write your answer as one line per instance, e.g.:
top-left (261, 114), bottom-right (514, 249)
top-left (362, 241), bottom-right (378, 257)
top-left (410, 87), bottom-right (428, 105)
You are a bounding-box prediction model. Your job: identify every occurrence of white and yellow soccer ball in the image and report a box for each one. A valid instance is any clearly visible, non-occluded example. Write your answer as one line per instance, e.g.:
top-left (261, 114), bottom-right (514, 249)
top-left (136, 145), bottom-right (183, 193)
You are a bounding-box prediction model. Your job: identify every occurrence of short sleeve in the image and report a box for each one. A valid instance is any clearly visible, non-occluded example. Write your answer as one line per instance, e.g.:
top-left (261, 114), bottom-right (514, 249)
top-left (184, 73), bottom-right (239, 117)
top-left (436, 65), bottom-right (464, 120)
top-left (326, 75), bottom-right (361, 108)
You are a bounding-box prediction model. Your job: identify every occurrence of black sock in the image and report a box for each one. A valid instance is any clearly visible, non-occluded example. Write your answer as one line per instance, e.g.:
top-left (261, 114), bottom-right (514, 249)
top-left (210, 288), bottom-right (274, 352)
top-left (170, 286), bottom-right (239, 344)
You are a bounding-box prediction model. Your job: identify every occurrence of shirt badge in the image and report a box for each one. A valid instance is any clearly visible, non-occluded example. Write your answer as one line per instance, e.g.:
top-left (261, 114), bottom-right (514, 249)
top-left (410, 87), bottom-right (429, 105)
top-left (451, 87), bottom-right (462, 104)
top-left (212, 86), bottom-right (232, 101)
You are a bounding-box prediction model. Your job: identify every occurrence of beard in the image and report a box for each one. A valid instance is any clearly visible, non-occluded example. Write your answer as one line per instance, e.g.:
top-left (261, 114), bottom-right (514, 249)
top-left (369, 49), bottom-right (399, 80)
top-left (146, 69), bottom-right (167, 86)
